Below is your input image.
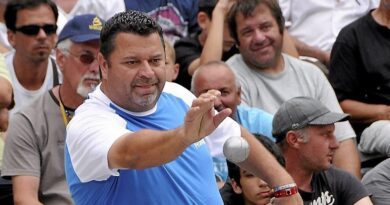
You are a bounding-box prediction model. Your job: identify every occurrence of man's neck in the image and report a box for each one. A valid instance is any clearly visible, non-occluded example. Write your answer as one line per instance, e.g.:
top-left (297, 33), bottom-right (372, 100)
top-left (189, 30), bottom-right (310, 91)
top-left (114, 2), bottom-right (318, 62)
top-left (286, 163), bottom-right (314, 192)
top-left (244, 53), bottom-right (285, 74)
top-left (373, 7), bottom-right (390, 28)
top-left (13, 54), bottom-right (50, 90)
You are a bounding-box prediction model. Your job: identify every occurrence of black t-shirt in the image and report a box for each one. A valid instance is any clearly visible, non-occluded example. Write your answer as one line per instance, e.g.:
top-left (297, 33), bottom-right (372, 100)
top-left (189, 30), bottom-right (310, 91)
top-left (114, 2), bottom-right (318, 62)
top-left (329, 11), bottom-right (390, 134)
top-left (174, 32), bottom-right (239, 90)
top-left (300, 167), bottom-right (369, 205)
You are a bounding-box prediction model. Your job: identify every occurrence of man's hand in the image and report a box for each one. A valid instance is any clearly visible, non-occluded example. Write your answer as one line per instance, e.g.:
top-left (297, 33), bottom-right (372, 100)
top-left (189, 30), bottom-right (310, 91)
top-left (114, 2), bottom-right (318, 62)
top-left (181, 89), bottom-right (231, 146)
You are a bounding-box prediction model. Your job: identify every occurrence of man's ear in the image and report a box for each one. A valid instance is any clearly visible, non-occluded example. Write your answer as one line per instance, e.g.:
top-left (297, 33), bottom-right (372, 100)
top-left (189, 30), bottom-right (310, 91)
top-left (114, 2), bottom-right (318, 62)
top-left (231, 179), bottom-right (243, 194)
top-left (7, 30), bottom-right (16, 48)
top-left (285, 131), bottom-right (300, 149)
top-left (197, 11), bottom-right (211, 30)
top-left (55, 48), bottom-right (66, 73)
top-left (236, 86), bottom-right (242, 104)
top-left (98, 52), bottom-right (108, 80)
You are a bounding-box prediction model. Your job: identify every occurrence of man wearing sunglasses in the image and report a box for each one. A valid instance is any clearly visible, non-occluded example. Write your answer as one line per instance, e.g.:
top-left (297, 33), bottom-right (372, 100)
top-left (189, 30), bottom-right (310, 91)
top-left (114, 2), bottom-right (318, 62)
top-left (3, 0), bottom-right (60, 118)
top-left (1, 14), bottom-right (103, 205)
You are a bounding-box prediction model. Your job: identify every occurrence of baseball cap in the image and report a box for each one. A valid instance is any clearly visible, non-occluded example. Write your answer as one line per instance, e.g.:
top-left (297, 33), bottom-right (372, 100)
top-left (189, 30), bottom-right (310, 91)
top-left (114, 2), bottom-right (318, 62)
top-left (272, 96), bottom-right (349, 142)
top-left (57, 14), bottom-right (104, 44)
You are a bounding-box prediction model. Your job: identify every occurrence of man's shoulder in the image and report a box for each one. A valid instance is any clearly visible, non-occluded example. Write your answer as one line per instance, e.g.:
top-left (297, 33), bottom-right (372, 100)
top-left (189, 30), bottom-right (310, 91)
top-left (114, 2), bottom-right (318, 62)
top-left (283, 54), bottom-right (327, 79)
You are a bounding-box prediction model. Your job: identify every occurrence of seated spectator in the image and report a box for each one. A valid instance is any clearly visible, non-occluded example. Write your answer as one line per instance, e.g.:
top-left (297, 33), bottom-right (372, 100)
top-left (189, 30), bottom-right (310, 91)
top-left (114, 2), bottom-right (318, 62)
top-left (273, 96), bottom-right (372, 204)
top-left (362, 158), bottom-right (390, 205)
top-left (124, 0), bottom-right (199, 44)
top-left (192, 61), bottom-right (273, 139)
top-left (164, 40), bottom-right (179, 82)
top-left (191, 60), bottom-right (274, 187)
top-left (220, 135), bottom-right (285, 205)
top-left (1, 14), bottom-right (103, 205)
top-left (226, 0), bottom-right (361, 178)
top-left (4, 0), bottom-right (60, 117)
top-left (329, 0), bottom-right (390, 162)
top-left (278, 0), bottom-right (379, 66)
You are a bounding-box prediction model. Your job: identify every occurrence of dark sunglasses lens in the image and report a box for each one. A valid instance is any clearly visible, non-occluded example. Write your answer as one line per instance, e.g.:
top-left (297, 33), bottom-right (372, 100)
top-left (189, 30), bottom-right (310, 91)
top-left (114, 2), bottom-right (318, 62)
top-left (79, 54), bottom-right (95, 64)
top-left (16, 24), bottom-right (57, 35)
top-left (42, 25), bottom-right (57, 34)
top-left (18, 25), bottom-right (40, 35)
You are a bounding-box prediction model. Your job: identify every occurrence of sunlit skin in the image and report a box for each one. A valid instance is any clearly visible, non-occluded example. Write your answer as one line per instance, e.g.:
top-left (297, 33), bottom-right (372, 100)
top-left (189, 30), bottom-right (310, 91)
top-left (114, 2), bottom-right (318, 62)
top-left (232, 169), bottom-right (274, 205)
top-left (297, 124), bottom-right (339, 172)
top-left (193, 64), bottom-right (241, 119)
top-left (223, 22), bottom-right (236, 52)
top-left (8, 4), bottom-right (57, 63)
top-left (99, 32), bottom-right (166, 112)
top-left (235, 3), bottom-right (283, 72)
top-left (57, 41), bottom-right (101, 98)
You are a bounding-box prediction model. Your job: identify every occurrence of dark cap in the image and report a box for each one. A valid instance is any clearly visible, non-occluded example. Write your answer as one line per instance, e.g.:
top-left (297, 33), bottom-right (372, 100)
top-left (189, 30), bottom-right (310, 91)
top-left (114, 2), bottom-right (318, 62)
top-left (57, 14), bottom-right (104, 44)
top-left (272, 96), bottom-right (349, 142)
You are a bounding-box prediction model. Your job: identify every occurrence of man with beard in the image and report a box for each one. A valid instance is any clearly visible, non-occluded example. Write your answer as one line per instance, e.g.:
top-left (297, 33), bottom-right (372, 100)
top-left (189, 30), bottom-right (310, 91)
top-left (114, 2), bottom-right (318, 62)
top-left (4, 0), bottom-right (60, 117)
top-left (226, 0), bottom-right (361, 179)
top-left (1, 14), bottom-right (103, 205)
top-left (273, 97), bottom-right (372, 205)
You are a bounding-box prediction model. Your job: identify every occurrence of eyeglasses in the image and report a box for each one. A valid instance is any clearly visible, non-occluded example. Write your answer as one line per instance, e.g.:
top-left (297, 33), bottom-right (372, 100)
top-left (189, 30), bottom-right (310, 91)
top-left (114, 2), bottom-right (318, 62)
top-left (67, 51), bottom-right (97, 65)
top-left (14, 24), bottom-right (57, 36)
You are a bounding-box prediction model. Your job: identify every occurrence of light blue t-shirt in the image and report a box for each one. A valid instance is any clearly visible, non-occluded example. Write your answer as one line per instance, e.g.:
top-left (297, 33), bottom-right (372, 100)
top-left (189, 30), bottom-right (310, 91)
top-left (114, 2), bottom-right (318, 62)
top-left (65, 82), bottom-right (241, 205)
top-left (236, 104), bottom-right (274, 140)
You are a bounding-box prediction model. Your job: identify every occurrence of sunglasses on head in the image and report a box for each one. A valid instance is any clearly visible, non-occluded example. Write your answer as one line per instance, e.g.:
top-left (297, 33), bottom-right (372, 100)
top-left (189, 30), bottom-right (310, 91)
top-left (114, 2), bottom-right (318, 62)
top-left (67, 51), bottom-right (97, 65)
top-left (14, 24), bottom-right (57, 36)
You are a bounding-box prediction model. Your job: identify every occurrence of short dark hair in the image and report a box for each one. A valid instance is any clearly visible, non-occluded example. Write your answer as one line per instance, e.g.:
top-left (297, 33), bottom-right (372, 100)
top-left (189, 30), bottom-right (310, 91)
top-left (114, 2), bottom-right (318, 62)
top-left (198, 0), bottom-right (217, 19)
top-left (100, 10), bottom-right (165, 61)
top-left (227, 0), bottom-right (284, 45)
top-left (4, 0), bottom-right (58, 31)
top-left (227, 134), bottom-right (285, 186)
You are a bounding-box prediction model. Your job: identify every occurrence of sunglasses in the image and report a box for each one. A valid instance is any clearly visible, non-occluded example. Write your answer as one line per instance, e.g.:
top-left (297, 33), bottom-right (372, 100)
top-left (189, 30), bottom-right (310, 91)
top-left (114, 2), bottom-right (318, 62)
top-left (14, 24), bottom-right (57, 36)
top-left (67, 51), bottom-right (97, 65)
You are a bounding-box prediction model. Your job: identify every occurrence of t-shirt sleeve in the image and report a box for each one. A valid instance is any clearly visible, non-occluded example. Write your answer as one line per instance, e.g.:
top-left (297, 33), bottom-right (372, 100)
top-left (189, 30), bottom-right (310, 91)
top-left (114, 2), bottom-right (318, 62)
top-left (65, 105), bottom-right (130, 182)
top-left (1, 113), bottom-right (41, 178)
top-left (327, 167), bottom-right (370, 204)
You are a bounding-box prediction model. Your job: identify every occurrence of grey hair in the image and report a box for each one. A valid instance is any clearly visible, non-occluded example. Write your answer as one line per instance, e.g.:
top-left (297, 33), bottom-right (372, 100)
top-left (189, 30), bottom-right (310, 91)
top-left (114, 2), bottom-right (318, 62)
top-left (278, 127), bottom-right (309, 150)
top-left (56, 39), bottom-right (73, 54)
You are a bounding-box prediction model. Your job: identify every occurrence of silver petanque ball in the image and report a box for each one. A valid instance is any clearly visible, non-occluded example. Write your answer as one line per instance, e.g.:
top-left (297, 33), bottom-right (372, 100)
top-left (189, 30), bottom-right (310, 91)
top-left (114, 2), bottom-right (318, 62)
top-left (223, 136), bottom-right (250, 163)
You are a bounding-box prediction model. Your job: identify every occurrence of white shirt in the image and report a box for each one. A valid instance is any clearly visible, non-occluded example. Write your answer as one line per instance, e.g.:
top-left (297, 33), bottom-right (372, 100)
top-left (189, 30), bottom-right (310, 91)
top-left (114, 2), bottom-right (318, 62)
top-left (278, 0), bottom-right (379, 51)
top-left (56, 0), bottom-right (126, 34)
top-left (5, 51), bottom-right (62, 117)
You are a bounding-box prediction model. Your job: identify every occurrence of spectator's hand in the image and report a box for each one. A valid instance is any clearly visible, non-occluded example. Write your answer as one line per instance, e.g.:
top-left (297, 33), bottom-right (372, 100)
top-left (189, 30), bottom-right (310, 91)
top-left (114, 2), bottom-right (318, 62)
top-left (182, 90), bottom-right (231, 145)
top-left (214, 0), bottom-right (236, 16)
